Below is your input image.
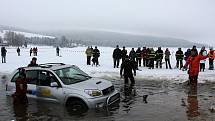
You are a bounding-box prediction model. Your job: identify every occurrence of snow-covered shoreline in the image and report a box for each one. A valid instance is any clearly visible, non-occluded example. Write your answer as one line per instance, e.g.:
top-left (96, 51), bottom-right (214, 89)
top-left (0, 45), bottom-right (214, 84)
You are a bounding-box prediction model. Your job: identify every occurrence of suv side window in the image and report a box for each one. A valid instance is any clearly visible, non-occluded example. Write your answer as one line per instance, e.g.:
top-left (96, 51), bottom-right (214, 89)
top-left (38, 70), bottom-right (60, 87)
top-left (26, 70), bottom-right (38, 85)
top-left (11, 70), bottom-right (38, 85)
top-left (11, 72), bottom-right (19, 82)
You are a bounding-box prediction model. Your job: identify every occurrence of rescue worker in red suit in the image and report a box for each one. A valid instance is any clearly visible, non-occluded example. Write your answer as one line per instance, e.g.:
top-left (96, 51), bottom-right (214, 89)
top-left (183, 50), bottom-right (208, 86)
top-left (13, 68), bottom-right (28, 104)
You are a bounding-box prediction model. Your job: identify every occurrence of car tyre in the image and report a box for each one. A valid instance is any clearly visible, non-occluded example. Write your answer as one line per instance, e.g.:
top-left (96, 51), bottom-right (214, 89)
top-left (66, 99), bottom-right (88, 114)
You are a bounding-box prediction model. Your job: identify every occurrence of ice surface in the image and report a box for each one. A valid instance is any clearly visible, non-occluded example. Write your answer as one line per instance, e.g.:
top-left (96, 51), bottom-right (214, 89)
top-left (0, 46), bottom-right (214, 84)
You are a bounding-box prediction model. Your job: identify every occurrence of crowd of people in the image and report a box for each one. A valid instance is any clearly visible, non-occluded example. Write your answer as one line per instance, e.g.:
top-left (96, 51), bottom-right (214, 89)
top-left (86, 45), bottom-right (214, 85)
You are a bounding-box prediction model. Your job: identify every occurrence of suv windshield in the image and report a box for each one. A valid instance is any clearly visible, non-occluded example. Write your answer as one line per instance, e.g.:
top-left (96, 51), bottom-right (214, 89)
top-left (54, 66), bottom-right (91, 85)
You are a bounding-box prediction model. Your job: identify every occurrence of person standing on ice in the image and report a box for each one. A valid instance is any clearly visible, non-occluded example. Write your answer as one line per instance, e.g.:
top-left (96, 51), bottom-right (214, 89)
top-left (164, 48), bottom-right (172, 69)
top-left (1, 46), bottom-right (7, 63)
top-left (35, 47), bottom-right (38, 56)
top-left (92, 46), bottom-right (100, 66)
top-left (17, 47), bottom-right (21, 56)
top-left (148, 48), bottom-right (156, 69)
top-left (136, 47), bottom-right (142, 67)
top-left (121, 46), bottom-right (127, 62)
top-left (183, 49), bottom-right (208, 86)
top-left (56, 46), bottom-right (60, 56)
top-left (184, 48), bottom-right (191, 61)
top-left (208, 47), bottom-right (214, 70)
top-left (85, 46), bottom-right (93, 65)
top-left (199, 46), bottom-right (207, 72)
top-left (30, 48), bottom-right (32, 56)
top-left (129, 48), bottom-right (138, 70)
top-left (120, 55), bottom-right (136, 85)
top-left (141, 47), bottom-right (147, 67)
top-left (112, 45), bottom-right (122, 68)
top-left (175, 48), bottom-right (184, 69)
top-left (155, 47), bottom-right (164, 68)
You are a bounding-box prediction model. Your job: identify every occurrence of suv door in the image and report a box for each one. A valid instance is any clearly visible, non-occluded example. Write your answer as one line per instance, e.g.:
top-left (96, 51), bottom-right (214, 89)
top-left (8, 70), bottom-right (38, 98)
top-left (36, 70), bottom-right (64, 103)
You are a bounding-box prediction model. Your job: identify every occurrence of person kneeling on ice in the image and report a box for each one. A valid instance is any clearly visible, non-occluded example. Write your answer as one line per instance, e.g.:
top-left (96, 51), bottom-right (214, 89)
top-left (183, 49), bottom-right (208, 86)
top-left (120, 55), bottom-right (136, 85)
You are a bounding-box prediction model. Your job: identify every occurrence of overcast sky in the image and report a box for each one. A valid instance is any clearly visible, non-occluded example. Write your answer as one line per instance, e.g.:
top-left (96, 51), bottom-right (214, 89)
top-left (0, 0), bottom-right (215, 45)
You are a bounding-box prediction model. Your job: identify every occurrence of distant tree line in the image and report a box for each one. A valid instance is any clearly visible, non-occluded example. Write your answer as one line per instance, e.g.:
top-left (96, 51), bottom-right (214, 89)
top-left (3, 31), bottom-right (26, 46)
top-left (1, 31), bottom-right (82, 47)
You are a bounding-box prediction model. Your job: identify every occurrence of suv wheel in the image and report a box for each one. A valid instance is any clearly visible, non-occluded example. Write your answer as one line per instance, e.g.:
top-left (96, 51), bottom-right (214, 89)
top-left (66, 99), bottom-right (88, 114)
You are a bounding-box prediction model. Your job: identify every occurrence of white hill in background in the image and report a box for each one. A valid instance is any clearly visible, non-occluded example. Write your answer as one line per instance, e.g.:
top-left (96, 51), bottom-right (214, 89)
top-left (0, 30), bottom-right (55, 39)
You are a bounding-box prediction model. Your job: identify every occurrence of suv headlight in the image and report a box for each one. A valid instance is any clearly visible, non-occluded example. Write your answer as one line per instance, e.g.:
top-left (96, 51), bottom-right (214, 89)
top-left (84, 89), bottom-right (103, 97)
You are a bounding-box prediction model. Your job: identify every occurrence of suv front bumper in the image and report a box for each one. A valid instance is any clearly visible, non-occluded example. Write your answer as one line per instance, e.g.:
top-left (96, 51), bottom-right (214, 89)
top-left (87, 90), bottom-right (120, 109)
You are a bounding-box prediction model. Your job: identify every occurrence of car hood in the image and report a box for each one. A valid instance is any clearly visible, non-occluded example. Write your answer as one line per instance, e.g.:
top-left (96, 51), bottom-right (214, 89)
top-left (64, 78), bottom-right (113, 91)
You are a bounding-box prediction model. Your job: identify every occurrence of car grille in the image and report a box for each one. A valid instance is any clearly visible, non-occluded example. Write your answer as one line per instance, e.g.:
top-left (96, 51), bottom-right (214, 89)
top-left (102, 86), bottom-right (115, 95)
top-left (108, 93), bottom-right (120, 105)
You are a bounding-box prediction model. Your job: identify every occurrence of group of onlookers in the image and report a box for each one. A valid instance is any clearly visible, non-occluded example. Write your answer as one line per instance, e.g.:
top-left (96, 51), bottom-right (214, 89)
top-left (85, 46), bottom-right (100, 66)
top-left (30, 47), bottom-right (38, 56)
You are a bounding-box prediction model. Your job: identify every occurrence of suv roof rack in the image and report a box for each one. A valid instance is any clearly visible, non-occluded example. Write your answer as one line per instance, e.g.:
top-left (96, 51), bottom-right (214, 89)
top-left (39, 63), bottom-right (65, 68)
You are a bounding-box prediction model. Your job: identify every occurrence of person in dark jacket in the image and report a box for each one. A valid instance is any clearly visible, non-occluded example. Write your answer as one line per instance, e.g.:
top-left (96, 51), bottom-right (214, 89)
top-left (120, 55), bottom-right (136, 85)
top-left (141, 47), bottom-right (147, 67)
top-left (129, 48), bottom-right (138, 70)
top-left (1, 46), bottom-right (7, 63)
top-left (56, 46), bottom-right (60, 56)
top-left (112, 45), bottom-right (122, 68)
top-left (191, 45), bottom-right (198, 55)
top-left (28, 57), bottom-right (38, 67)
top-left (13, 68), bottom-right (28, 105)
top-left (155, 47), bottom-right (164, 68)
top-left (136, 47), bottom-right (142, 67)
top-left (164, 48), bottom-right (172, 69)
top-left (148, 48), bottom-right (156, 69)
top-left (184, 49), bottom-right (191, 61)
top-left (92, 46), bottom-right (100, 66)
top-left (175, 48), bottom-right (184, 69)
top-left (30, 48), bottom-right (32, 56)
top-left (17, 47), bottom-right (21, 56)
top-left (121, 46), bottom-right (127, 62)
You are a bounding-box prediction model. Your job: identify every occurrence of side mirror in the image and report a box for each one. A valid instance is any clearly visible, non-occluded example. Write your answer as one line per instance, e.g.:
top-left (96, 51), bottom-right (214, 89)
top-left (50, 82), bottom-right (59, 87)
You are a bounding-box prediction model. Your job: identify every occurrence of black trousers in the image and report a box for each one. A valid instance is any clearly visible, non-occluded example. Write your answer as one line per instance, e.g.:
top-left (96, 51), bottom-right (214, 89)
top-left (2, 56), bottom-right (6, 63)
top-left (149, 59), bottom-right (154, 69)
top-left (136, 58), bottom-right (141, 67)
top-left (113, 58), bottom-right (120, 68)
top-left (142, 58), bottom-right (147, 67)
top-left (18, 52), bottom-right (20, 56)
top-left (92, 57), bottom-right (99, 66)
top-left (176, 60), bottom-right (183, 69)
top-left (56, 52), bottom-right (59, 56)
top-left (156, 59), bottom-right (162, 68)
top-left (124, 75), bottom-right (135, 84)
top-left (209, 58), bottom-right (214, 70)
top-left (165, 59), bottom-right (172, 69)
top-left (87, 56), bottom-right (91, 65)
top-left (200, 63), bottom-right (205, 72)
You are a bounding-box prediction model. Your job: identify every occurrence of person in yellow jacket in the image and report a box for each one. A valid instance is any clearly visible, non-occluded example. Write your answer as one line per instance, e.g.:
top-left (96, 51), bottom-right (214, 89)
top-left (85, 46), bottom-right (93, 65)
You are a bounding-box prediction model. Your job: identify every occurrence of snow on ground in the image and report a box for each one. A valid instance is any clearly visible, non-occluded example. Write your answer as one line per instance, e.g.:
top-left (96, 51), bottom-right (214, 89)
top-left (0, 30), bottom-right (55, 38)
top-left (0, 46), bottom-right (214, 84)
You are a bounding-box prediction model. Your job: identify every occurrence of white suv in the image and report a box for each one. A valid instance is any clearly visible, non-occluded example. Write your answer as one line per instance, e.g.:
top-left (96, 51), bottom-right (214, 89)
top-left (6, 63), bottom-right (120, 112)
